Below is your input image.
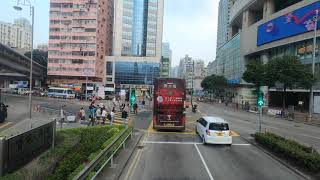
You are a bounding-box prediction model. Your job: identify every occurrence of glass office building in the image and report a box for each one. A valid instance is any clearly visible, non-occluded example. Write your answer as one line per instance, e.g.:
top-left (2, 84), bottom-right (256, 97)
top-left (115, 61), bottom-right (160, 85)
top-left (216, 33), bottom-right (244, 83)
top-left (122, 0), bottom-right (158, 57)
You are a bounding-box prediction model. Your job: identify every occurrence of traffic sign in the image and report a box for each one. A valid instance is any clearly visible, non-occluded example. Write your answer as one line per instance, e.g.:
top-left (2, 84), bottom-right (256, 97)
top-left (257, 91), bottom-right (264, 107)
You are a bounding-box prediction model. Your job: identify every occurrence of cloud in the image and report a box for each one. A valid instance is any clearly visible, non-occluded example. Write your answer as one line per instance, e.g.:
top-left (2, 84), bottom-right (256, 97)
top-left (163, 0), bottom-right (219, 66)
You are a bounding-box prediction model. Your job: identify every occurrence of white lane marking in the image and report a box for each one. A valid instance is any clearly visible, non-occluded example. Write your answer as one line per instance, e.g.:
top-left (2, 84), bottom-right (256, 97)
top-left (194, 144), bottom-right (214, 180)
top-left (232, 144), bottom-right (251, 146)
top-left (144, 141), bottom-right (251, 146)
top-left (299, 134), bottom-right (320, 140)
top-left (144, 141), bottom-right (202, 145)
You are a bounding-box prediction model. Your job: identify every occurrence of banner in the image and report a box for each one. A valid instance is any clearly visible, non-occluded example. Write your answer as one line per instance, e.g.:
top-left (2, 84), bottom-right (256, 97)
top-left (257, 2), bottom-right (320, 46)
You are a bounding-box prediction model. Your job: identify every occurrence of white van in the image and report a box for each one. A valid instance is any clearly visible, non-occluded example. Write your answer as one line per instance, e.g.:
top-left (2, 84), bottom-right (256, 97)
top-left (48, 87), bottom-right (75, 99)
top-left (196, 116), bottom-right (232, 145)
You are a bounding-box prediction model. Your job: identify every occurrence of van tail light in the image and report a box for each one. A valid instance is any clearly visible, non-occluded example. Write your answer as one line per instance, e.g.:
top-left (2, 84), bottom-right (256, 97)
top-left (206, 130), bottom-right (211, 136)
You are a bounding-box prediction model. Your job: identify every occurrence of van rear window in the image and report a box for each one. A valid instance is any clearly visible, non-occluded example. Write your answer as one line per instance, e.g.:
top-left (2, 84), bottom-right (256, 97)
top-left (209, 123), bottom-right (229, 131)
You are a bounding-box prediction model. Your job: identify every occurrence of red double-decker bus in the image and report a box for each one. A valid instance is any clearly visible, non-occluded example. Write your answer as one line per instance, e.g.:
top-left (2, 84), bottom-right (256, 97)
top-left (153, 78), bottom-right (186, 130)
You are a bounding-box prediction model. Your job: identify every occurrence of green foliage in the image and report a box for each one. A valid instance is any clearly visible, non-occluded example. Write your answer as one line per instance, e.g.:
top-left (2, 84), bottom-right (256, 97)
top-left (255, 132), bottom-right (320, 172)
top-left (24, 49), bottom-right (48, 67)
top-left (264, 56), bottom-right (314, 89)
top-left (243, 60), bottom-right (265, 88)
top-left (1, 128), bottom-right (83, 180)
top-left (47, 126), bottom-right (121, 180)
top-left (201, 75), bottom-right (227, 97)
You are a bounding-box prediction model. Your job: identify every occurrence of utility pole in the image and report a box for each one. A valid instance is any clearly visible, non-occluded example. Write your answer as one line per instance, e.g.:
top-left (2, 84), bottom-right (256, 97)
top-left (14, 1), bottom-right (34, 120)
top-left (308, 9), bottom-right (318, 121)
top-left (191, 60), bottom-right (194, 107)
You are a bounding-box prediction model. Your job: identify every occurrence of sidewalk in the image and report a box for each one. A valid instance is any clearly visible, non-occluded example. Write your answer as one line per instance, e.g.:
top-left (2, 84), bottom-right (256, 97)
top-left (200, 101), bottom-right (320, 127)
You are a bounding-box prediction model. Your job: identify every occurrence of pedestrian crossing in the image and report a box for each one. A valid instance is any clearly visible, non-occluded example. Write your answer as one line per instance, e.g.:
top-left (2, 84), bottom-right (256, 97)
top-left (96, 111), bottom-right (137, 125)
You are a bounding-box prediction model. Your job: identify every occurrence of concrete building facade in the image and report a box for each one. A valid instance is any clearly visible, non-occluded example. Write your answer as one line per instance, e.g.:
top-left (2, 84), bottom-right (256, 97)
top-left (0, 18), bottom-right (32, 50)
top-left (37, 43), bottom-right (49, 52)
top-left (47, 0), bottom-right (114, 85)
top-left (105, 0), bottom-right (163, 91)
top-left (228, 0), bottom-right (320, 111)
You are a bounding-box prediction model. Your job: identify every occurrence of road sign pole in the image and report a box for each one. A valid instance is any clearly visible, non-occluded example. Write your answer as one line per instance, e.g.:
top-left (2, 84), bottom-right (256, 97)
top-left (258, 106), bottom-right (262, 133)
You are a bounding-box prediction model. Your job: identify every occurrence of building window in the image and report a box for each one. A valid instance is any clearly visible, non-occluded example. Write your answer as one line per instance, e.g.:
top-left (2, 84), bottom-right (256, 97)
top-left (106, 61), bottom-right (113, 75)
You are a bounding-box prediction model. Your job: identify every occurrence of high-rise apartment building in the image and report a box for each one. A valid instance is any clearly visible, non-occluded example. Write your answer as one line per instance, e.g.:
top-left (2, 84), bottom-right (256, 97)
top-left (106, 0), bottom-right (163, 89)
top-left (178, 55), bottom-right (194, 90)
top-left (216, 0), bottom-right (233, 49)
top-left (47, 0), bottom-right (114, 85)
top-left (0, 18), bottom-right (31, 50)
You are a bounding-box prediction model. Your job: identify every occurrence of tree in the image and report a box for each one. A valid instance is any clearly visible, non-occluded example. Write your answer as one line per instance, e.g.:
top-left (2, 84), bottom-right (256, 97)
top-left (201, 75), bottom-right (227, 99)
top-left (265, 56), bottom-right (315, 111)
top-left (24, 49), bottom-right (48, 67)
top-left (242, 60), bottom-right (266, 89)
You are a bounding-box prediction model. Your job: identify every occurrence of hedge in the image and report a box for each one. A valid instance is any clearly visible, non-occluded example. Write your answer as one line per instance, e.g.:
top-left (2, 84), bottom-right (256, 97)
top-left (1, 128), bottom-right (83, 180)
top-left (47, 126), bottom-right (123, 180)
top-left (255, 132), bottom-right (320, 172)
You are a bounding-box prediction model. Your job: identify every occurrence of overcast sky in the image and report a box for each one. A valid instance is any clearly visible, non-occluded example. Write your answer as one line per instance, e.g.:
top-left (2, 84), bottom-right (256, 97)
top-left (0, 0), bottom-right (219, 66)
top-left (163, 0), bottom-right (219, 66)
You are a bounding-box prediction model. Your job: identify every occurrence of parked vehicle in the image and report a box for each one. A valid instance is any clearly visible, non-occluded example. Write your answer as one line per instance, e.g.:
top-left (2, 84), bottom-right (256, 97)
top-left (196, 116), bottom-right (232, 145)
top-left (153, 78), bottom-right (186, 131)
top-left (18, 88), bottom-right (29, 95)
top-left (47, 87), bottom-right (75, 99)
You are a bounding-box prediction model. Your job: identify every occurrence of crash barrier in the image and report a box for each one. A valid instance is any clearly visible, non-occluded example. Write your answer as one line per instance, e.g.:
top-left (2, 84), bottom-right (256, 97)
top-left (74, 127), bottom-right (133, 180)
top-left (0, 119), bottom-right (56, 176)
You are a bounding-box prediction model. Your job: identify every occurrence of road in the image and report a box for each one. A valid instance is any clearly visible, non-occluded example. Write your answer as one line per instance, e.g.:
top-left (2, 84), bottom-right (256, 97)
top-left (0, 94), bottom-right (107, 132)
top-left (119, 105), bottom-right (305, 180)
top-left (197, 101), bottom-right (320, 151)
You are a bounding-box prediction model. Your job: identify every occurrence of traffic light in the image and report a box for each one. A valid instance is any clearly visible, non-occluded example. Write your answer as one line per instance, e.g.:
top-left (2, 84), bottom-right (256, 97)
top-left (257, 91), bottom-right (264, 108)
top-left (130, 89), bottom-right (136, 105)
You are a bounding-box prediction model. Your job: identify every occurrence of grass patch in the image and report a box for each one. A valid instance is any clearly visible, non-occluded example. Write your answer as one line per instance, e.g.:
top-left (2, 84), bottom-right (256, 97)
top-left (1, 126), bottom-right (123, 180)
top-left (85, 127), bottom-right (133, 180)
top-left (255, 132), bottom-right (320, 172)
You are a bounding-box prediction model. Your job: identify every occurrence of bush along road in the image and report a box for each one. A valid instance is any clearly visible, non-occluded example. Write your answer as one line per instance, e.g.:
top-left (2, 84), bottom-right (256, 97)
top-left (2, 125), bottom-right (128, 180)
top-left (255, 132), bottom-right (320, 179)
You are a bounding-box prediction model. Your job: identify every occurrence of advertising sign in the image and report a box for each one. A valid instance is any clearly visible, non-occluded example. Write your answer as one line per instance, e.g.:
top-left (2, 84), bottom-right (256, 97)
top-left (257, 2), bottom-right (320, 46)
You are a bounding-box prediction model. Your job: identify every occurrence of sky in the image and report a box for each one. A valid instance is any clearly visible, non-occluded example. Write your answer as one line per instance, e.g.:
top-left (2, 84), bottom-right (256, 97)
top-left (163, 0), bottom-right (219, 66)
top-left (0, 0), bottom-right (219, 66)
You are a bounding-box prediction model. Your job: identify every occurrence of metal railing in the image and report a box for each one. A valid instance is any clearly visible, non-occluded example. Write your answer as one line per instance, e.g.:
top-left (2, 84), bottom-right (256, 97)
top-left (73, 127), bottom-right (133, 180)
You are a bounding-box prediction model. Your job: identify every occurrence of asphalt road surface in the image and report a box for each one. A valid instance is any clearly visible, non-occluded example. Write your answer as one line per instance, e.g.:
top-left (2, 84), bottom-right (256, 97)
top-left (196, 101), bottom-right (320, 151)
top-left (119, 107), bottom-right (304, 180)
top-left (0, 94), bottom-right (103, 131)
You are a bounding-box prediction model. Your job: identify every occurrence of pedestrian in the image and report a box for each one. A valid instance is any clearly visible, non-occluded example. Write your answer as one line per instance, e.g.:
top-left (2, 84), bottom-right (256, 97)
top-left (80, 107), bottom-right (86, 120)
top-left (60, 105), bottom-right (66, 128)
top-left (88, 102), bottom-right (96, 126)
top-left (96, 105), bottom-right (101, 122)
top-left (142, 99), bottom-right (145, 109)
top-left (121, 108), bottom-right (128, 126)
top-left (0, 103), bottom-right (8, 123)
top-left (110, 108), bottom-right (115, 126)
top-left (133, 103), bottom-right (138, 114)
top-left (101, 107), bottom-right (107, 125)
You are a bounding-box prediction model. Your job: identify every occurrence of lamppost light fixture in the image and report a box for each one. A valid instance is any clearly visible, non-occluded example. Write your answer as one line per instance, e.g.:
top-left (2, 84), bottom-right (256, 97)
top-left (13, 5), bottom-right (23, 11)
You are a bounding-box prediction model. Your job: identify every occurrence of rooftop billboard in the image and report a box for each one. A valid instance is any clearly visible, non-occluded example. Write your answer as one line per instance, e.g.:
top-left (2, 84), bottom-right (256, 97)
top-left (257, 2), bottom-right (320, 46)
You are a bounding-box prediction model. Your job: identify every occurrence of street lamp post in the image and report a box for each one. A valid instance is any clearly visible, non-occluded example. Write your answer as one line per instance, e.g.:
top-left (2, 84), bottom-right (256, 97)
top-left (191, 60), bottom-right (194, 107)
top-left (14, 1), bottom-right (34, 120)
top-left (308, 9), bottom-right (319, 121)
